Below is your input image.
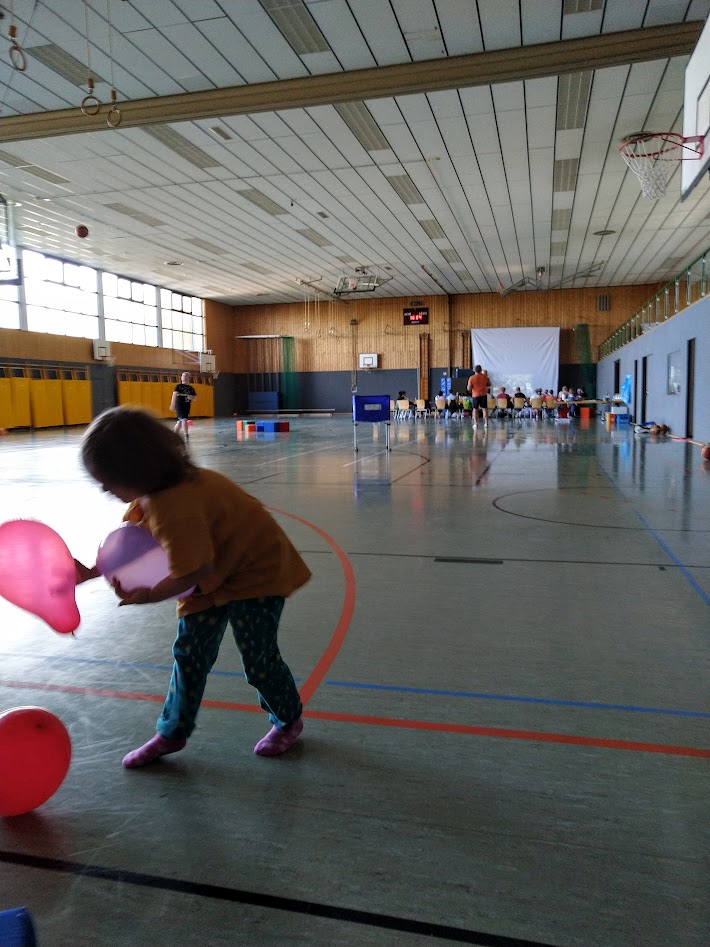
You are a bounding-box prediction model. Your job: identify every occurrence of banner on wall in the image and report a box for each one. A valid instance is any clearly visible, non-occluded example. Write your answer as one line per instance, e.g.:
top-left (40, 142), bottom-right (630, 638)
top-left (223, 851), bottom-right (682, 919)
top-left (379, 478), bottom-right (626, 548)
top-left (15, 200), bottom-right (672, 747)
top-left (470, 328), bottom-right (560, 396)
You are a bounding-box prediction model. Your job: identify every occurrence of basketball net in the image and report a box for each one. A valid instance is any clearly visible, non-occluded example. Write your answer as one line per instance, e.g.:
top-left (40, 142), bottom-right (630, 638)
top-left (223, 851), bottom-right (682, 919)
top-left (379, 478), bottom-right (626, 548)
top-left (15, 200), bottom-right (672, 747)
top-left (620, 132), bottom-right (704, 200)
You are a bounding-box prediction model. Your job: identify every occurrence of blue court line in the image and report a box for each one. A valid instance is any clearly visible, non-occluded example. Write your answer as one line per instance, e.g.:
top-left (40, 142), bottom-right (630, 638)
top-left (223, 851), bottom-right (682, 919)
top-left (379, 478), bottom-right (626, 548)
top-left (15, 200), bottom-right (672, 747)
top-left (325, 680), bottom-right (710, 717)
top-left (597, 460), bottom-right (710, 606)
top-left (1, 652), bottom-right (707, 718)
top-left (633, 509), bottom-right (710, 606)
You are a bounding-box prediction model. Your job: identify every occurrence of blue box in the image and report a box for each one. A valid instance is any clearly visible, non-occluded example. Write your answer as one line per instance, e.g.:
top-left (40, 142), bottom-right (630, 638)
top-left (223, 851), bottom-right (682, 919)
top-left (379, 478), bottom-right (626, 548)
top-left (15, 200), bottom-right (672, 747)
top-left (352, 395), bottom-right (390, 422)
top-left (616, 414), bottom-right (631, 424)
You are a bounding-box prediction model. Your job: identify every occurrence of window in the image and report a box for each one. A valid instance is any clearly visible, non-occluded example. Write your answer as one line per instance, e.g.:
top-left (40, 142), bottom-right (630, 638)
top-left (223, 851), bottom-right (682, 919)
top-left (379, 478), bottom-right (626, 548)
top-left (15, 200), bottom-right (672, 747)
top-left (160, 289), bottom-right (203, 352)
top-left (22, 250), bottom-right (99, 338)
top-left (0, 282), bottom-right (20, 329)
top-left (667, 351), bottom-right (682, 395)
top-left (16, 249), bottom-right (203, 350)
top-left (103, 273), bottom-right (158, 347)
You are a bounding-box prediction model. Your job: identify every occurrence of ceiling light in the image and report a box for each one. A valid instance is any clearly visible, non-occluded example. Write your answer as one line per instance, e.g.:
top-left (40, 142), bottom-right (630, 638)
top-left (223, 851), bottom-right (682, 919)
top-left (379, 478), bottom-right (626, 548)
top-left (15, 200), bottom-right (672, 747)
top-left (164, 261), bottom-right (183, 266)
top-left (594, 229), bottom-right (616, 236)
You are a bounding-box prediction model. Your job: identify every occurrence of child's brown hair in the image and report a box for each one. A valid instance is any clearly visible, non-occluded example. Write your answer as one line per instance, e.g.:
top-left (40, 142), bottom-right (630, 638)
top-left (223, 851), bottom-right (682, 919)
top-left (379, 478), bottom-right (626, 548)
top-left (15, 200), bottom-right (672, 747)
top-left (81, 406), bottom-right (195, 494)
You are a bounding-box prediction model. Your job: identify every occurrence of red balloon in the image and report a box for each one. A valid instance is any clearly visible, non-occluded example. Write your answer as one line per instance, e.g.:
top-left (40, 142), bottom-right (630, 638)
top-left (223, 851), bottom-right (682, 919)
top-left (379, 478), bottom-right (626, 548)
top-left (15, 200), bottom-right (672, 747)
top-left (0, 520), bottom-right (79, 633)
top-left (0, 707), bottom-right (71, 816)
top-left (701, 444), bottom-right (710, 461)
top-left (75, 224), bottom-right (89, 238)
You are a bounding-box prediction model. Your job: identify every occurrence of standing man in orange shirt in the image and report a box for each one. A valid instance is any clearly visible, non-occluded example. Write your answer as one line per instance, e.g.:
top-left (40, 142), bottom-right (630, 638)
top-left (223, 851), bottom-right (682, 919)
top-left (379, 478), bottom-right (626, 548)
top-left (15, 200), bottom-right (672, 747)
top-left (467, 365), bottom-right (491, 428)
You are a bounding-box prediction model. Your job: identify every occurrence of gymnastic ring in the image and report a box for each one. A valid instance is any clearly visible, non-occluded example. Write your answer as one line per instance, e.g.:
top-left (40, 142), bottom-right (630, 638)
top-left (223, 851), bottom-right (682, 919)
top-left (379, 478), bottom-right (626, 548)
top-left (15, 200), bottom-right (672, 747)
top-left (81, 95), bottom-right (101, 116)
top-left (9, 44), bottom-right (26, 72)
top-left (107, 106), bottom-right (122, 127)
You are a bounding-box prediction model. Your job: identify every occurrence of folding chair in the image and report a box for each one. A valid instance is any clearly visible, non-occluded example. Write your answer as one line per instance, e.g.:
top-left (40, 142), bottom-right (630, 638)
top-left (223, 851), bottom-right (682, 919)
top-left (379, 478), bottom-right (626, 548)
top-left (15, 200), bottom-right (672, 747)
top-left (396, 399), bottom-right (412, 419)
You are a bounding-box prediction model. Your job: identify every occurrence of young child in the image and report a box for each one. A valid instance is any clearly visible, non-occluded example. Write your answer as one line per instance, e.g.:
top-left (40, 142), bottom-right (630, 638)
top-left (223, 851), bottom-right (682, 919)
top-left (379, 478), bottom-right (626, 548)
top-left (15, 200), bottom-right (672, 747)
top-left (170, 371), bottom-right (197, 441)
top-left (75, 406), bottom-right (311, 768)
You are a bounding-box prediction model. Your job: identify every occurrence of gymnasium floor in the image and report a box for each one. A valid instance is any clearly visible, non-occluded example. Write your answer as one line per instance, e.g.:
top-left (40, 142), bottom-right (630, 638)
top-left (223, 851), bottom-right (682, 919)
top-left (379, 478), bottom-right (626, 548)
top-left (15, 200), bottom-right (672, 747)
top-left (0, 414), bottom-right (708, 947)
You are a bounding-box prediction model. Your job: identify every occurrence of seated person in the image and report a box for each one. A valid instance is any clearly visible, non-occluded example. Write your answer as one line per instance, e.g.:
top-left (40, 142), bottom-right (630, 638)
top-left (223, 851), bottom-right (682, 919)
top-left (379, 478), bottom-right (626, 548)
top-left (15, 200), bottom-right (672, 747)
top-left (445, 392), bottom-right (460, 417)
top-left (496, 387), bottom-right (512, 418)
top-left (398, 390), bottom-right (416, 409)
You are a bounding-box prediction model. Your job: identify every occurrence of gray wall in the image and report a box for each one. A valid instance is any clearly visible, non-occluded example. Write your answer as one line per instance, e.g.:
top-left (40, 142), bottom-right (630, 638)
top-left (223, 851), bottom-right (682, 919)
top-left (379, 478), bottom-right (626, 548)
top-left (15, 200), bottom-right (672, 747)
top-left (596, 294), bottom-right (709, 442)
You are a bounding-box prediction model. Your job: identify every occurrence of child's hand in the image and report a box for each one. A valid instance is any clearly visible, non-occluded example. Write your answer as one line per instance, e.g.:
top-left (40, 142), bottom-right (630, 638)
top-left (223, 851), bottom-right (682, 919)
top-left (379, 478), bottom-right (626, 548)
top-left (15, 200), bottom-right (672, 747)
top-left (111, 578), bottom-right (152, 606)
top-left (75, 559), bottom-right (99, 584)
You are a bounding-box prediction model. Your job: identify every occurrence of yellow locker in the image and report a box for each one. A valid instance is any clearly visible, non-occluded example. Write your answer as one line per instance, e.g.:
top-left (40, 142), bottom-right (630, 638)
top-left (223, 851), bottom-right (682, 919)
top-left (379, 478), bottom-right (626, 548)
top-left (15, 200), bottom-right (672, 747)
top-left (192, 382), bottom-right (214, 417)
top-left (141, 380), bottom-right (163, 415)
top-left (118, 378), bottom-right (142, 406)
top-left (10, 377), bottom-right (31, 427)
top-left (163, 381), bottom-right (177, 418)
top-left (62, 377), bottom-right (92, 425)
top-left (0, 378), bottom-right (13, 428)
top-left (30, 379), bottom-right (64, 428)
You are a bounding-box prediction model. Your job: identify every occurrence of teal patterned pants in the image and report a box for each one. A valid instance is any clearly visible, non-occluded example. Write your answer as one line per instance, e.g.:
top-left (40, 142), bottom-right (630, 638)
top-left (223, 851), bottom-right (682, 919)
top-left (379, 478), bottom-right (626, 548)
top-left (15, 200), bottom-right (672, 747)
top-left (156, 596), bottom-right (302, 740)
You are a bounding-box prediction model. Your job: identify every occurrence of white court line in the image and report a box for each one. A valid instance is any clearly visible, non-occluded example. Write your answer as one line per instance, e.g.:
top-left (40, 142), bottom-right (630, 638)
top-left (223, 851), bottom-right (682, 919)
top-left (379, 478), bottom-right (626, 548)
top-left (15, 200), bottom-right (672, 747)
top-left (251, 444), bottom-right (344, 467)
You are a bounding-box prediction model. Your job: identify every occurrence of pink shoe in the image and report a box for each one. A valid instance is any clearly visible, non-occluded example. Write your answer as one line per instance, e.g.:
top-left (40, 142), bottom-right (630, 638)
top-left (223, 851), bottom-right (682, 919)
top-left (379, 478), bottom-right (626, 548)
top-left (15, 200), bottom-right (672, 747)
top-left (122, 734), bottom-right (187, 768)
top-left (254, 717), bottom-right (303, 757)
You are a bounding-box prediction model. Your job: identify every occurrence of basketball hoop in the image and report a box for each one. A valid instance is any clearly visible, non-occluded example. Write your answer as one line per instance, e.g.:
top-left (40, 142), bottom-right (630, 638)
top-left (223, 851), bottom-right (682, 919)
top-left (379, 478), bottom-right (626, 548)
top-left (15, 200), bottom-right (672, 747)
top-left (620, 132), bottom-right (704, 199)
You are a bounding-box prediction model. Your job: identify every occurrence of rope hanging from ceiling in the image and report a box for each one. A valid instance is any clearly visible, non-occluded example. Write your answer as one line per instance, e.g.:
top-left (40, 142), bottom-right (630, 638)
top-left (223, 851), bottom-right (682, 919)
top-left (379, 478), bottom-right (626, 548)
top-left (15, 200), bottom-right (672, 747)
top-left (6, 0), bottom-right (26, 71)
top-left (81, 0), bottom-right (101, 115)
top-left (105, 0), bottom-right (121, 126)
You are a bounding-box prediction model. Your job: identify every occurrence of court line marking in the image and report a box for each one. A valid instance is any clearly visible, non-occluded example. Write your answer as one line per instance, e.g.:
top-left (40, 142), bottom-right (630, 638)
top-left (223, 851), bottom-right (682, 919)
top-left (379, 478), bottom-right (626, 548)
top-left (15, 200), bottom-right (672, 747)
top-left (597, 464), bottom-right (710, 606)
top-left (265, 504), bottom-right (356, 704)
top-left (2, 653), bottom-right (706, 719)
top-left (0, 850), bottom-right (560, 947)
top-left (0, 680), bottom-right (707, 758)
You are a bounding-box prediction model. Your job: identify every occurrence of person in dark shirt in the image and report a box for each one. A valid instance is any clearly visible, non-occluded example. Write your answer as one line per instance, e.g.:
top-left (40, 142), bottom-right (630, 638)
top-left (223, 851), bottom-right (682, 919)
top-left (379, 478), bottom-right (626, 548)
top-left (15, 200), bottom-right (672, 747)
top-left (170, 372), bottom-right (197, 441)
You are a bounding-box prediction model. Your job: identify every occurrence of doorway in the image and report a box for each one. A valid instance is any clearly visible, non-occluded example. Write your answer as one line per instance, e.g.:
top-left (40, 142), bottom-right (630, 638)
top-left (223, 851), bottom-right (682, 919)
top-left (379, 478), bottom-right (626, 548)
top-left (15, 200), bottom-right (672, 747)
top-left (686, 338), bottom-right (695, 438)
top-left (641, 356), bottom-right (648, 424)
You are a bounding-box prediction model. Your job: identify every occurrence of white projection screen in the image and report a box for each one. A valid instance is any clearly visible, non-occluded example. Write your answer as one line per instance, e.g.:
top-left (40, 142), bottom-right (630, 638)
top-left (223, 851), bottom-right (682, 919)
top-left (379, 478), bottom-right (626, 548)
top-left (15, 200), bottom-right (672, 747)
top-left (470, 328), bottom-right (560, 397)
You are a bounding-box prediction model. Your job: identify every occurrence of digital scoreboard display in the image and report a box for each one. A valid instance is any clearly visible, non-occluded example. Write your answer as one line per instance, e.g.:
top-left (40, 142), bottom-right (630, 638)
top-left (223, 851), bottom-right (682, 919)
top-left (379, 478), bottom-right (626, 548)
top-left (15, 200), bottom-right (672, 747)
top-left (403, 307), bottom-right (429, 326)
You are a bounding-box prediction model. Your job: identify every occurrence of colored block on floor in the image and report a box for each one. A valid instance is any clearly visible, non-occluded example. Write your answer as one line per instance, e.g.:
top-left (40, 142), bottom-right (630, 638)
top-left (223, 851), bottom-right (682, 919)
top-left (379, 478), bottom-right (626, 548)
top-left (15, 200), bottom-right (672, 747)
top-left (259, 420), bottom-right (278, 432)
top-left (275, 421), bottom-right (290, 432)
top-left (0, 908), bottom-right (37, 947)
top-left (579, 407), bottom-right (594, 419)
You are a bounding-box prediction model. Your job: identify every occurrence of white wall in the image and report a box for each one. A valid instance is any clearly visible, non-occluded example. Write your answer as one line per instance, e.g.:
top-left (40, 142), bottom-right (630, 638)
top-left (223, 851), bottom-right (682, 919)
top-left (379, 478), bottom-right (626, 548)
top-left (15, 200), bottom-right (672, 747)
top-left (596, 294), bottom-right (710, 443)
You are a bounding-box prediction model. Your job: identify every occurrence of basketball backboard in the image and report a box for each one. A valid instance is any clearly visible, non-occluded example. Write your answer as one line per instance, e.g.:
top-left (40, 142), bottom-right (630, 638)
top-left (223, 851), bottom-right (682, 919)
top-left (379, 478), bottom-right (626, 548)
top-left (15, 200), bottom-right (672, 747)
top-left (681, 15), bottom-right (710, 199)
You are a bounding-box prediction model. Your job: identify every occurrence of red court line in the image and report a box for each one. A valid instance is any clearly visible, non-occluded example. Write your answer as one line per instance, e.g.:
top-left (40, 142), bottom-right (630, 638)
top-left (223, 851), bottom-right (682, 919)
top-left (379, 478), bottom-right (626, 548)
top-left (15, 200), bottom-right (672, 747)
top-left (2, 679), bottom-right (707, 758)
top-left (265, 505), bottom-right (356, 704)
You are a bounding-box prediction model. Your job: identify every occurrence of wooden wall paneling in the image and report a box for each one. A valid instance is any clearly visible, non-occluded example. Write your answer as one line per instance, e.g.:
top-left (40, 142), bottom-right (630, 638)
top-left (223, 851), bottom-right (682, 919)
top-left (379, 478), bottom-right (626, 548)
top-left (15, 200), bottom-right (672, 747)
top-left (419, 333), bottom-right (430, 400)
top-left (203, 299), bottom-right (235, 373)
top-left (0, 282), bottom-right (662, 392)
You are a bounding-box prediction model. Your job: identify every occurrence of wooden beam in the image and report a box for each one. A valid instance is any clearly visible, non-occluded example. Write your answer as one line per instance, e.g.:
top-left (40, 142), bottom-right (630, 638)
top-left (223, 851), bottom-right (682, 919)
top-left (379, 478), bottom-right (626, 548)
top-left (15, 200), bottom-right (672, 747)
top-left (0, 22), bottom-right (701, 142)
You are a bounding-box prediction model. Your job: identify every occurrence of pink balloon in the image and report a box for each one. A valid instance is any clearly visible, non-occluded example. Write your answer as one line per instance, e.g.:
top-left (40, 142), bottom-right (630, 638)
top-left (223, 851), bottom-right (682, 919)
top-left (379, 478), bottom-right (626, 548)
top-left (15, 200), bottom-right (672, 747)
top-left (0, 520), bottom-right (80, 634)
top-left (96, 524), bottom-right (194, 599)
